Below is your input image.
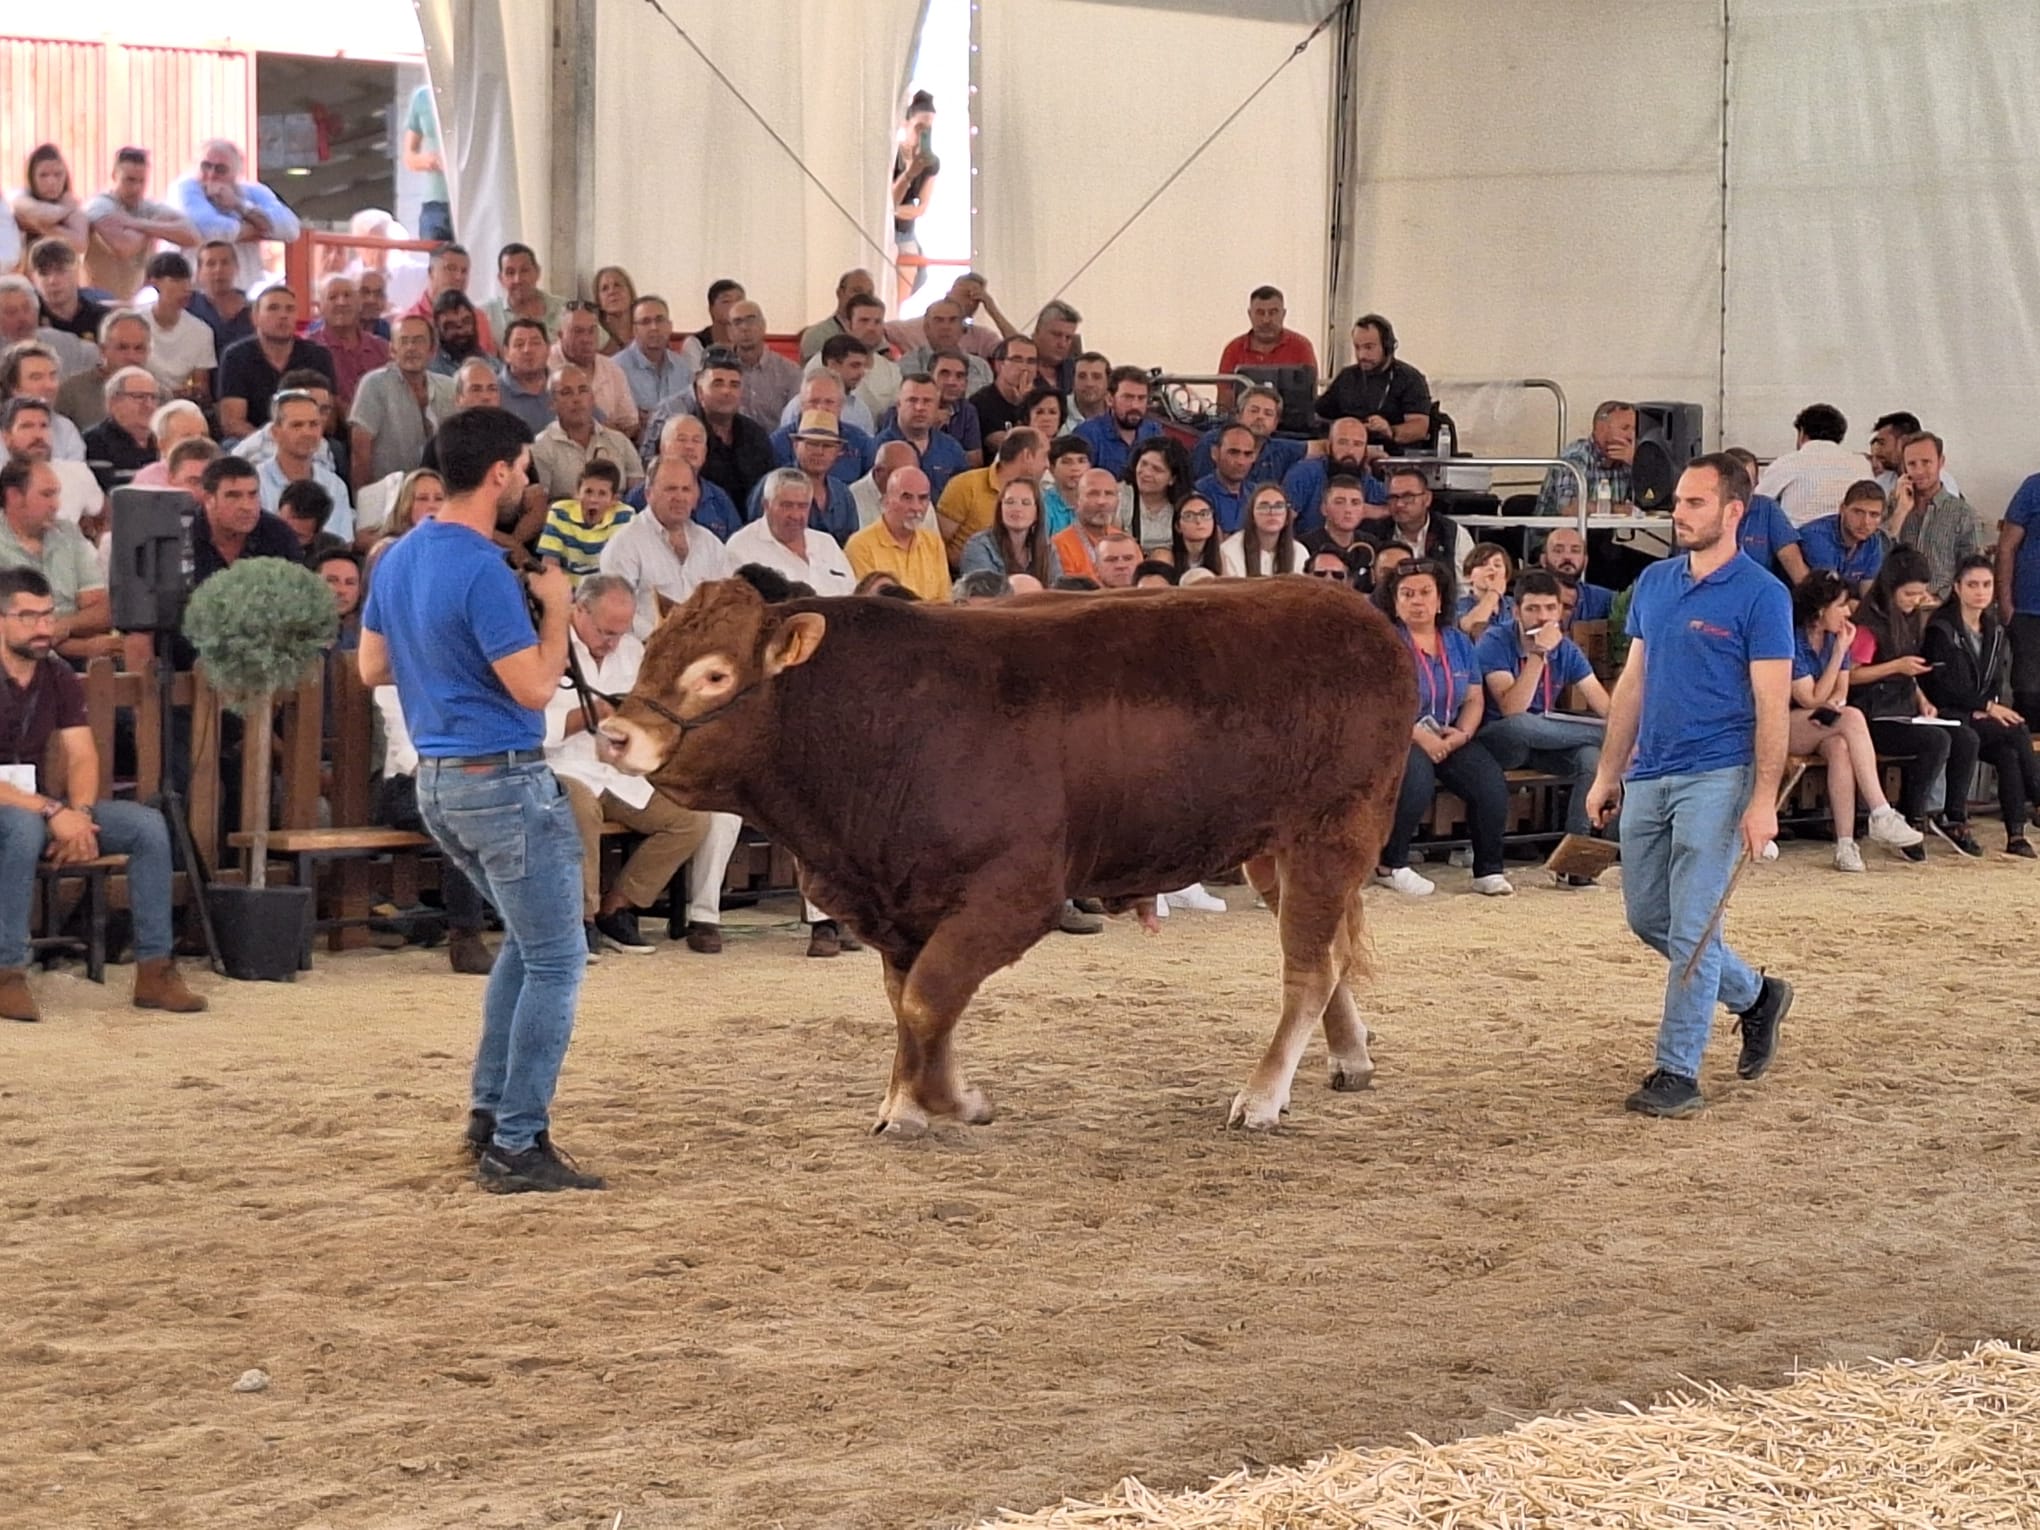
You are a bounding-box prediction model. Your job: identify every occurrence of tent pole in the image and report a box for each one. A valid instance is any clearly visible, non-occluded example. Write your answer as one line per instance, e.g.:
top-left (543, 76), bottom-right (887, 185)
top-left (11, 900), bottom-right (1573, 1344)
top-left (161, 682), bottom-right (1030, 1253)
top-left (548, 0), bottom-right (596, 293)
top-left (1323, 0), bottom-right (1362, 370)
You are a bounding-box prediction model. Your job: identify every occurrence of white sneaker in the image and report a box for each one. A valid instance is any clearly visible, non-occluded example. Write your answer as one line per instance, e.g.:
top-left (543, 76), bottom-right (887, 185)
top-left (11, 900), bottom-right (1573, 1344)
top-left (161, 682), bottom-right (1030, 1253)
top-left (1470, 873), bottom-right (1516, 897)
top-left (1834, 838), bottom-right (1866, 873)
top-left (1374, 866), bottom-right (1435, 897)
top-left (1152, 894), bottom-right (1170, 918)
top-left (1867, 806), bottom-right (1925, 849)
top-left (1167, 883), bottom-right (1227, 913)
top-left (1447, 848), bottom-right (1474, 869)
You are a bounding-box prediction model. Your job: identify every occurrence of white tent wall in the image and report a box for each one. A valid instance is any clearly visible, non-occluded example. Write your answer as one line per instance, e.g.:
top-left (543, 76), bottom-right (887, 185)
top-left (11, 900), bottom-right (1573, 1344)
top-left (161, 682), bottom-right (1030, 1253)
top-left (586, 0), bottom-right (925, 329)
top-left (975, 0), bottom-right (1334, 373)
top-left (1723, 0), bottom-right (2040, 518)
top-left (1339, 0), bottom-right (1726, 460)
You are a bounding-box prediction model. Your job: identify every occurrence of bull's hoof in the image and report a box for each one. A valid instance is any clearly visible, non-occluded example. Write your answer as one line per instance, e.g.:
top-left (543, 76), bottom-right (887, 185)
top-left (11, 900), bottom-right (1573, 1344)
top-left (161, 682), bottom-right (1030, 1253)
top-left (952, 1088), bottom-right (995, 1126)
top-left (1227, 1089), bottom-right (1287, 1131)
top-left (872, 1112), bottom-right (930, 1141)
top-left (1328, 1059), bottom-right (1375, 1092)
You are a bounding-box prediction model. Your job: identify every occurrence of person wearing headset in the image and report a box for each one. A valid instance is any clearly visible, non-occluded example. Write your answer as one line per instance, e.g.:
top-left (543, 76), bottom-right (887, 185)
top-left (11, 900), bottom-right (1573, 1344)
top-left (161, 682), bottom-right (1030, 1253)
top-left (1312, 312), bottom-right (1432, 454)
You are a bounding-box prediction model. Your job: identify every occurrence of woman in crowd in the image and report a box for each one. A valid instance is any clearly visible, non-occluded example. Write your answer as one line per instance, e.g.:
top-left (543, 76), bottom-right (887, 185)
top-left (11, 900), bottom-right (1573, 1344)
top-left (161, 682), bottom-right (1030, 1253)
top-left (1456, 541), bottom-right (1514, 640)
top-left (1850, 545), bottom-right (1968, 858)
top-left (364, 467), bottom-right (446, 587)
top-left (1119, 436), bottom-right (1190, 554)
top-left (958, 476), bottom-right (1061, 584)
top-left (1019, 385), bottom-right (1065, 444)
top-left (591, 265), bottom-right (636, 355)
top-left (1373, 558), bottom-right (1513, 897)
top-left (129, 401), bottom-right (211, 487)
top-left (1169, 493), bottom-right (1224, 576)
top-left (11, 144), bottom-right (88, 257)
top-left (1789, 569), bottom-right (1927, 871)
top-left (1922, 553), bottom-right (2040, 857)
top-left (1220, 483), bottom-right (1307, 576)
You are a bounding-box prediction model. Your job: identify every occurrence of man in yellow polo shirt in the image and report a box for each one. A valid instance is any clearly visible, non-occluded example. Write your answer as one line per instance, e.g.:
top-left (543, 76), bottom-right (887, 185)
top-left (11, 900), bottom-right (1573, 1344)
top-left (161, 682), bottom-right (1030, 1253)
top-left (935, 426), bottom-right (1049, 564)
top-left (845, 465), bottom-right (950, 601)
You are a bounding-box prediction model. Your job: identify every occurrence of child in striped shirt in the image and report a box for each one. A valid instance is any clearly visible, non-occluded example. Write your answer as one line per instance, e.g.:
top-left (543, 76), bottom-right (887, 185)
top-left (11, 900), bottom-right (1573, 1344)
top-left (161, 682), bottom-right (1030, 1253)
top-left (536, 460), bottom-right (634, 585)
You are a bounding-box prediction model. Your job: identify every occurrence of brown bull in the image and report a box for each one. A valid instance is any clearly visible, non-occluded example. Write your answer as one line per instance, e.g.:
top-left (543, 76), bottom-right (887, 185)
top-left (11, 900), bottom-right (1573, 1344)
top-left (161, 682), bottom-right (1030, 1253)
top-left (598, 577), bottom-right (1416, 1133)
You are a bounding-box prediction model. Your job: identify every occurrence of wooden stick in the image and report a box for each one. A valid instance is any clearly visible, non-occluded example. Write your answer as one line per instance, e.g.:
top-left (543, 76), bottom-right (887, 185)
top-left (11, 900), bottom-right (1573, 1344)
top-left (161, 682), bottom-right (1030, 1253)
top-left (1678, 762), bottom-right (1807, 986)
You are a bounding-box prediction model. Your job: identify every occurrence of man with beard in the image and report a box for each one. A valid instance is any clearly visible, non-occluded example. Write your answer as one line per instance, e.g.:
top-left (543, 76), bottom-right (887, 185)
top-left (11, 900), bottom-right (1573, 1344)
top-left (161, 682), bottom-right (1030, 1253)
top-left (359, 407), bottom-right (605, 1193)
top-left (1282, 414), bottom-right (1385, 530)
top-left (0, 563), bottom-right (205, 1022)
top-left (1071, 365), bottom-right (1160, 479)
top-left (1537, 524), bottom-right (1616, 623)
top-left (1372, 466), bottom-right (1471, 568)
top-left (409, 243), bottom-right (496, 359)
top-left (430, 293), bottom-right (487, 377)
top-left (1313, 312), bottom-right (1432, 454)
top-left (1189, 384), bottom-right (1305, 489)
top-left (1583, 454), bottom-right (1794, 1120)
top-left (687, 350), bottom-right (777, 509)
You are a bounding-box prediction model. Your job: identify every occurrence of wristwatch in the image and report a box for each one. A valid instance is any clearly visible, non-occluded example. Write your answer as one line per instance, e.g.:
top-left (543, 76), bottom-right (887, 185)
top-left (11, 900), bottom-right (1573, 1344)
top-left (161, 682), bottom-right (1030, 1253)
top-left (38, 798), bottom-right (62, 821)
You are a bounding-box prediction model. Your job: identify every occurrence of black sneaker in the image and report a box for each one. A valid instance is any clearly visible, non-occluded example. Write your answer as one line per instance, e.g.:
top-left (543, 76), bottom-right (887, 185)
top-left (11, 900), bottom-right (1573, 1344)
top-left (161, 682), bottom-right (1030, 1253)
top-left (1624, 1069), bottom-right (1704, 1117)
top-left (1899, 839), bottom-right (1926, 863)
top-left (595, 908), bottom-right (654, 955)
top-left (464, 1108), bottom-right (495, 1159)
top-left (1939, 821), bottom-right (1983, 858)
top-left (2010, 838), bottom-right (2038, 860)
top-left (583, 922), bottom-right (603, 962)
top-left (475, 1137), bottom-right (607, 1193)
top-left (1732, 974), bottom-right (1793, 1080)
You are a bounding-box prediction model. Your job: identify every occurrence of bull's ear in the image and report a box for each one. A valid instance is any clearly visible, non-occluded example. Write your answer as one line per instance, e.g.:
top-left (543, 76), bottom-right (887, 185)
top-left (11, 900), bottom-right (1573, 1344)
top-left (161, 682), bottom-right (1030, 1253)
top-left (764, 612), bottom-right (827, 675)
top-left (654, 592), bottom-right (680, 621)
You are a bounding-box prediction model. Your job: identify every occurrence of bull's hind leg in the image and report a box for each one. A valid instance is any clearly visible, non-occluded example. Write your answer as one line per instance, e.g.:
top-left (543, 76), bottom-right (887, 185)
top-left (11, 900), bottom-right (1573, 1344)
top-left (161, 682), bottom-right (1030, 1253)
top-left (1243, 853), bottom-right (1279, 913)
top-left (1230, 853), bottom-right (1359, 1129)
top-left (873, 897), bottom-right (1061, 1137)
top-left (1322, 890), bottom-right (1375, 1092)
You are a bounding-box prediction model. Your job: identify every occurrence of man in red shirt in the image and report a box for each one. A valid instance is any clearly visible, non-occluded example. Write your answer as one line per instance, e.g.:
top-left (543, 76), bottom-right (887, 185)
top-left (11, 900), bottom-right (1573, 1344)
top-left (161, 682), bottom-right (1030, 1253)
top-left (1218, 285), bottom-right (1318, 378)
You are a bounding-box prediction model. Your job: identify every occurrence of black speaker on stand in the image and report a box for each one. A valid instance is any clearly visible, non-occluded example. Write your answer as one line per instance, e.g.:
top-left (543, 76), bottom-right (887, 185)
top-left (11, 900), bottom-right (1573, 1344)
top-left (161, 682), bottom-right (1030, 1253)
top-left (107, 488), bottom-right (221, 974)
top-left (1632, 401), bottom-right (1705, 511)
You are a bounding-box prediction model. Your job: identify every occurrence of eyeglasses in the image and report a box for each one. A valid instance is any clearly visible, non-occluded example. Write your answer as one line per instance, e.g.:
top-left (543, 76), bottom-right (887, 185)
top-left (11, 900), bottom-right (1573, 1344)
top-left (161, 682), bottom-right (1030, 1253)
top-left (1253, 500), bottom-right (1292, 513)
top-left (3, 608), bottom-right (57, 626)
top-left (199, 160), bottom-right (232, 175)
top-left (1177, 509), bottom-right (1214, 522)
top-left (116, 388), bottom-right (160, 402)
top-left (1386, 491), bottom-right (1427, 506)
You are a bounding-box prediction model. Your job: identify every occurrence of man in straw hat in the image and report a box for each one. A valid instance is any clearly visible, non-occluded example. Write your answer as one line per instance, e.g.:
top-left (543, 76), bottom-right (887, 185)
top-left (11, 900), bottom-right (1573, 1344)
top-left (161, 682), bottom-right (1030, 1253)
top-left (751, 409), bottom-right (856, 544)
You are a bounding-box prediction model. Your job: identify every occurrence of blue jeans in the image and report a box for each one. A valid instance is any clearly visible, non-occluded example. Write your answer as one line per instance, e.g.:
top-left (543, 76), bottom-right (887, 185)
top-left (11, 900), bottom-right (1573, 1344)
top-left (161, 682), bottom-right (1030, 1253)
top-left (0, 801), bottom-right (176, 968)
top-left (1619, 766), bottom-right (1763, 1081)
top-left (418, 200), bottom-right (454, 242)
top-left (416, 760), bottom-right (586, 1152)
top-left (1480, 712), bottom-right (1604, 835)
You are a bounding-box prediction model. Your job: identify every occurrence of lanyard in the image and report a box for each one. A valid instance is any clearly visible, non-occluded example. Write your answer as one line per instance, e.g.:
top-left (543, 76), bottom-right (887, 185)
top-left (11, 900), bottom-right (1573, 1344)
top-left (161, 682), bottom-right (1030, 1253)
top-left (1406, 630), bottom-right (1454, 722)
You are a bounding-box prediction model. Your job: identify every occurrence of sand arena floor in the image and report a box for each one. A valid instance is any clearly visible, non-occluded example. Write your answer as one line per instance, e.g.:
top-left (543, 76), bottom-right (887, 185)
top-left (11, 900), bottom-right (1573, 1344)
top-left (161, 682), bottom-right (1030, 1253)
top-left (3, 843), bottom-right (2036, 1529)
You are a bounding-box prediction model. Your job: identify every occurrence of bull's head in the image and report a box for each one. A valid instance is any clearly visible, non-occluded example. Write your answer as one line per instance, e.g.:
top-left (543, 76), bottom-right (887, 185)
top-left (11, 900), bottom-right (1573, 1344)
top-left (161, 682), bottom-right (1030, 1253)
top-left (597, 578), bottom-right (825, 784)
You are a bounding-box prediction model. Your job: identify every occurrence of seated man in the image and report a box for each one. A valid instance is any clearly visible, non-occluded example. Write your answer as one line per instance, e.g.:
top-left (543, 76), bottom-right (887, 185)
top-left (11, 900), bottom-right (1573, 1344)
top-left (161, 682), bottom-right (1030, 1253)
top-left (1194, 423), bottom-right (1260, 535)
top-left (597, 454), bottom-right (735, 638)
top-left (1217, 285), bottom-right (1318, 382)
top-left (275, 479), bottom-right (351, 567)
top-left (0, 396), bottom-right (103, 528)
top-left (1300, 474), bottom-right (1378, 558)
top-left (845, 466), bottom-right (948, 601)
top-left (1312, 312), bottom-right (1430, 453)
top-left (1050, 467), bottom-right (1122, 580)
top-left (1474, 570), bottom-right (1612, 872)
top-left (1281, 415), bottom-right (1384, 530)
top-left (0, 457), bottom-right (113, 661)
top-left (1188, 384), bottom-right (1306, 488)
top-left (638, 413), bottom-right (741, 541)
top-left (1094, 529), bottom-right (1141, 589)
top-left (1536, 398), bottom-right (1636, 516)
top-left (256, 388), bottom-right (355, 540)
top-left (1722, 447), bottom-right (1808, 584)
top-left (80, 365), bottom-right (162, 490)
top-left (1890, 430), bottom-right (1977, 597)
top-left (769, 370), bottom-right (874, 486)
top-left (1753, 402), bottom-right (1867, 526)
top-left (527, 363), bottom-right (644, 508)
top-left (215, 285), bottom-right (333, 440)
top-left (1370, 466), bottom-right (1472, 566)
top-left (1536, 526), bottom-right (1615, 624)
top-left (727, 468), bottom-right (857, 593)
top-left (1797, 478), bottom-right (1891, 592)
top-left (0, 568), bottom-right (205, 1020)
top-left (936, 426), bottom-right (1046, 563)
top-left (543, 574), bottom-right (709, 957)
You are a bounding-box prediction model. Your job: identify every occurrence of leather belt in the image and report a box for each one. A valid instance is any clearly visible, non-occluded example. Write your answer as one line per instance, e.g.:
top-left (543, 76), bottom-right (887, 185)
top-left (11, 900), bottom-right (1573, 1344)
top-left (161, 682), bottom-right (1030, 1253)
top-left (423, 750), bottom-right (549, 771)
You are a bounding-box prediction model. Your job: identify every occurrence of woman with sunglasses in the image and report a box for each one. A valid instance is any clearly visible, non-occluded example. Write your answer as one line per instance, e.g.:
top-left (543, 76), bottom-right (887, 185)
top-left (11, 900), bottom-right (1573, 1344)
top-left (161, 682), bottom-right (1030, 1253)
top-left (1220, 483), bottom-right (1307, 576)
top-left (1373, 558), bottom-right (1514, 896)
top-left (1168, 493), bottom-right (1224, 575)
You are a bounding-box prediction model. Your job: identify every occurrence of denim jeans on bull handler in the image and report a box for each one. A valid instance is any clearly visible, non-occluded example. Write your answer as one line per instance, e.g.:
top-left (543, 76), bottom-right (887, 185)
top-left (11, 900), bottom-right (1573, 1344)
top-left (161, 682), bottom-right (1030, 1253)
top-left (1618, 766), bottom-right (1764, 1082)
top-left (415, 759), bottom-right (586, 1152)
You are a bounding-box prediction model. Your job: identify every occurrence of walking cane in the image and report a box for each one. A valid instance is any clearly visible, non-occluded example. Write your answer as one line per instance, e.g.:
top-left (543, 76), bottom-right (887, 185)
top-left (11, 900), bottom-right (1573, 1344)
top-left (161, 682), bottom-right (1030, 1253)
top-left (1678, 760), bottom-right (1809, 986)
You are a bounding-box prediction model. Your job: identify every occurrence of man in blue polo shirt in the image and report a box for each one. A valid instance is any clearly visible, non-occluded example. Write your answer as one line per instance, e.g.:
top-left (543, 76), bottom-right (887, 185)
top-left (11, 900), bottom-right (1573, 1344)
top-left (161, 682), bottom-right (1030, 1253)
top-left (1799, 479), bottom-right (1891, 593)
top-left (1537, 526), bottom-right (1616, 624)
top-left (1475, 571), bottom-right (1611, 853)
top-left (1584, 453), bottom-right (1795, 1119)
top-left (1723, 448), bottom-right (1806, 583)
top-left (1283, 416), bottom-right (1386, 531)
top-left (1071, 365), bottom-right (1160, 479)
top-left (358, 406), bottom-right (602, 1194)
top-left (1997, 467), bottom-right (2040, 722)
top-left (1188, 385), bottom-right (1306, 486)
top-left (872, 373), bottom-right (966, 505)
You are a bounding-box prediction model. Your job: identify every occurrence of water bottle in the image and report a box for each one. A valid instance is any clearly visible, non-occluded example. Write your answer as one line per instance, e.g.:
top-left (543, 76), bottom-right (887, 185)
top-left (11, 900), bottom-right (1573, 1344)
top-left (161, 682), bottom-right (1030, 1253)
top-left (1594, 475), bottom-right (1613, 519)
top-left (1436, 418), bottom-right (1455, 462)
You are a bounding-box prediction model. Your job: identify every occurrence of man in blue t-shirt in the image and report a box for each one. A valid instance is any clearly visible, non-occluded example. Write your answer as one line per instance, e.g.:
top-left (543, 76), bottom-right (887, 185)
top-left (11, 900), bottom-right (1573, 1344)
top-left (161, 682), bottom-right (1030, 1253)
top-left (1475, 571), bottom-right (1612, 852)
top-left (1536, 526), bottom-right (1616, 625)
top-left (1995, 469), bottom-right (2040, 722)
top-left (359, 407), bottom-right (603, 1194)
top-left (1584, 454), bottom-right (1796, 1119)
top-left (1798, 479), bottom-right (1891, 593)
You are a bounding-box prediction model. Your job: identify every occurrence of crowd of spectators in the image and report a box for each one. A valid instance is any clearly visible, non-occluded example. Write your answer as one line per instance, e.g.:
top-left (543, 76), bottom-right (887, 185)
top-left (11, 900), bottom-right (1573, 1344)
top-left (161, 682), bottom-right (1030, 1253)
top-left (6, 130), bottom-right (2040, 988)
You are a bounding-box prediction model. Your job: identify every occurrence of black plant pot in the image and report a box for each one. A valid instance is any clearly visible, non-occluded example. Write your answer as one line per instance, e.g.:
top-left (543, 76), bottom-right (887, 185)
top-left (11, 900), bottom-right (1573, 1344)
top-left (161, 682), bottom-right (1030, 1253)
top-left (206, 885), bottom-right (314, 982)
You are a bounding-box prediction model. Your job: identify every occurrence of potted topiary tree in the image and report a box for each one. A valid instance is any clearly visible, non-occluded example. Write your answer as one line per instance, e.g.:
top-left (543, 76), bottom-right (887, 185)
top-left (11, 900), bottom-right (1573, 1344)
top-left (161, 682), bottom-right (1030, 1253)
top-left (181, 557), bottom-right (338, 981)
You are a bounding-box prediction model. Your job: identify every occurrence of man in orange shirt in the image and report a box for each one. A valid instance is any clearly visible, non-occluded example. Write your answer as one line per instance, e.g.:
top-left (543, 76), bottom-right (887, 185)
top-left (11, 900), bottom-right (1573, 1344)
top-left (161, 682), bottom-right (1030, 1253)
top-left (1050, 467), bottom-right (1122, 580)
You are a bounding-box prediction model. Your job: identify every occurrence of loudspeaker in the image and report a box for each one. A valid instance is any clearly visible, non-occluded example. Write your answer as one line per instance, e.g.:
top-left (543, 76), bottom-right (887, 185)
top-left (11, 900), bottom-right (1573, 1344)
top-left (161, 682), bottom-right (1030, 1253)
top-left (1632, 401), bottom-right (1704, 512)
top-left (108, 487), bottom-right (200, 634)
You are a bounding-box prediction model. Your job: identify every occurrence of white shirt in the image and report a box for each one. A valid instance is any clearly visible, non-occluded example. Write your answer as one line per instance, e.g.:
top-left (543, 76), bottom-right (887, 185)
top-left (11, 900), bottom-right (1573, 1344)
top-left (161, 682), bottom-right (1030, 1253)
top-left (373, 684), bottom-right (418, 776)
top-left (803, 350), bottom-right (900, 420)
top-left (143, 306), bottom-right (217, 394)
top-left (1755, 440), bottom-right (1873, 527)
top-left (233, 423), bottom-right (336, 471)
top-left (1875, 466), bottom-right (1962, 499)
top-left (257, 457), bottom-right (356, 540)
top-left (725, 519), bottom-right (856, 595)
top-left (1220, 533), bottom-right (1309, 577)
top-left (597, 512), bottom-right (735, 638)
top-left (543, 628), bottom-right (654, 808)
top-left (850, 473), bottom-right (883, 530)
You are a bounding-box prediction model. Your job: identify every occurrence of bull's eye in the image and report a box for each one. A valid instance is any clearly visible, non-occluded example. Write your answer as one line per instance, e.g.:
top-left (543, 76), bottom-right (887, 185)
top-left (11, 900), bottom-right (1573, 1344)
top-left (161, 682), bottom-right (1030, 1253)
top-left (706, 670), bottom-right (731, 686)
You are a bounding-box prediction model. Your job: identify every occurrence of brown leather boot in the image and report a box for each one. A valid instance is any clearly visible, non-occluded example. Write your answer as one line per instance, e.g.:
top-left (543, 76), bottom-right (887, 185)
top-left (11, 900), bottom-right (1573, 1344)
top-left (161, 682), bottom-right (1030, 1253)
top-left (0, 967), bottom-right (39, 1023)
top-left (447, 931), bottom-right (496, 975)
top-left (133, 957), bottom-right (207, 1013)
